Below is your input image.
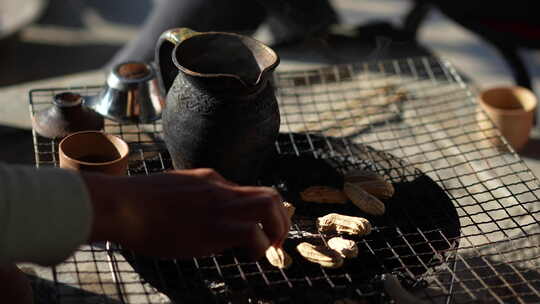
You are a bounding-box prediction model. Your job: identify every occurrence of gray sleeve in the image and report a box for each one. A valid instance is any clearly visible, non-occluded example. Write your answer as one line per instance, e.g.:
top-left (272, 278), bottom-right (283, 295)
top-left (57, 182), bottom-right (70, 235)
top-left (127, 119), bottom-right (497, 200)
top-left (0, 164), bottom-right (92, 266)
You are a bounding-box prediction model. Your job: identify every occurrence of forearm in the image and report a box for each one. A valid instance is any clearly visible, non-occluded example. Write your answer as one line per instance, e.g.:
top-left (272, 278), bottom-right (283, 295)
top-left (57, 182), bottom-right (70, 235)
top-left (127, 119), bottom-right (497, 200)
top-left (80, 173), bottom-right (127, 244)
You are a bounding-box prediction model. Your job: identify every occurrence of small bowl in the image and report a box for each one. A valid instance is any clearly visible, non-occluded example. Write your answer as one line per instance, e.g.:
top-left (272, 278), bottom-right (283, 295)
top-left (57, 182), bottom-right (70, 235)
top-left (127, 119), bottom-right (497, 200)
top-left (86, 62), bottom-right (165, 123)
top-left (477, 86), bottom-right (537, 151)
top-left (59, 131), bottom-right (130, 176)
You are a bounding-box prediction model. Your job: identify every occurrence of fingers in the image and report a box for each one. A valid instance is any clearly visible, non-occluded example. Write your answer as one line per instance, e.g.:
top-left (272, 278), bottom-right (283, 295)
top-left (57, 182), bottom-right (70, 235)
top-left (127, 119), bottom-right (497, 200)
top-left (168, 168), bottom-right (237, 186)
top-left (214, 222), bottom-right (271, 260)
top-left (193, 168), bottom-right (237, 186)
top-left (218, 190), bottom-right (290, 247)
top-left (275, 199), bottom-right (291, 247)
top-left (226, 185), bottom-right (279, 197)
top-left (163, 168), bottom-right (290, 250)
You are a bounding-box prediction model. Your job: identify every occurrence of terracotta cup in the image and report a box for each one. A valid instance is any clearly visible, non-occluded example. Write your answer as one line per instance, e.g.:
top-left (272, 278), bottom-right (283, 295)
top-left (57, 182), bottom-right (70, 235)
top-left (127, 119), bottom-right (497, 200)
top-left (59, 131), bottom-right (129, 176)
top-left (478, 86), bottom-right (537, 151)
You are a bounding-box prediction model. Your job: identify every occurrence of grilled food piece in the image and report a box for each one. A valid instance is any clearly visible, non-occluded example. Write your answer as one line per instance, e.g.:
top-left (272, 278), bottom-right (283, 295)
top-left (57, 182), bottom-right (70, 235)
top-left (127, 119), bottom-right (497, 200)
top-left (282, 201), bottom-right (295, 219)
top-left (344, 182), bottom-right (386, 215)
top-left (265, 246), bottom-right (293, 269)
top-left (317, 213), bottom-right (371, 236)
top-left (327, 237), bottom-right (358, 258)
top-left (344, 169), bottom-right (394, 199)
top-left (296, 242), bottom-right (343, 268)
top-left (300, 186), bottom-right (348, 204)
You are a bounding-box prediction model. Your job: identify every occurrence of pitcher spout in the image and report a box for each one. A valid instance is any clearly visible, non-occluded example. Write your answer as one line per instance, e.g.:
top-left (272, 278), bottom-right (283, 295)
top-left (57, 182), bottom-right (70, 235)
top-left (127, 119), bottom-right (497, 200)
top-left (173, 32), bottom-right (279, 93)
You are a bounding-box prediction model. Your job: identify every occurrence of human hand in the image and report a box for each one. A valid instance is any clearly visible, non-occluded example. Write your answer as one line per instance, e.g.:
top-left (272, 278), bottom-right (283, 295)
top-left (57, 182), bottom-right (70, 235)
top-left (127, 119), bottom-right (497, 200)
top-left (0, 265), bottom-right (33, 304)
top-left (83, 168), bottom-right (289, 260)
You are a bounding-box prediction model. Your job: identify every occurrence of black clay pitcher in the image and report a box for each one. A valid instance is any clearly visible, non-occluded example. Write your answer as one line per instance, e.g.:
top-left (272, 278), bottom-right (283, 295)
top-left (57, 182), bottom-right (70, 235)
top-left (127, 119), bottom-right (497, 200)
top-left (156, 28), bottom-right (280, 185)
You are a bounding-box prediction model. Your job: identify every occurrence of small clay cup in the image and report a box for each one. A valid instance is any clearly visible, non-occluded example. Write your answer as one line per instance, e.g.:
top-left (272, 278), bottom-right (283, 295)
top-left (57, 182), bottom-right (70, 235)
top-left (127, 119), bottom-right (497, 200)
top-left (59, 131), bottom-right (129, 176)
top-left (477, 86), bottom-right (537, 151)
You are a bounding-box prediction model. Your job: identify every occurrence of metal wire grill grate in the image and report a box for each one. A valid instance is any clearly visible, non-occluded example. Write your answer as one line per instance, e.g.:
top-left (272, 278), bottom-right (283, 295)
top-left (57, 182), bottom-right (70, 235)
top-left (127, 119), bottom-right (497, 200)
top-left (29, 56), bottom-right (540, 303)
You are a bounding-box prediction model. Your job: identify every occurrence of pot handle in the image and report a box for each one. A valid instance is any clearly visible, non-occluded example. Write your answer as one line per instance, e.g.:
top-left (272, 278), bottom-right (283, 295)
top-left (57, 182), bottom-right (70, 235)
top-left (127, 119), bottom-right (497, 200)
top-left (155, 28), bottom-right (201, 95)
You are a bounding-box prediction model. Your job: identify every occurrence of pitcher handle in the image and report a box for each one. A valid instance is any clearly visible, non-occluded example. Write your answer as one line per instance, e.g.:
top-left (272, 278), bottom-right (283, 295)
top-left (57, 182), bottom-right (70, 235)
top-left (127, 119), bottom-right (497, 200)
top-left (155, 28), bottom-right (201, 95)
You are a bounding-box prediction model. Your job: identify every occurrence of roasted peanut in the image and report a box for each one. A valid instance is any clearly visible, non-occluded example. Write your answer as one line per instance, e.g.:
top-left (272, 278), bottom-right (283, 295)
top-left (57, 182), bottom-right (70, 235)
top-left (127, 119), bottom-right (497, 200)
top-left (327, 237), bottom-right (358, 258)
top-left (344, 169), bottom-right (394, 199)
top-left (296, 242), bottom-right (343, 268)
top-left (317, 213), bottom-right (371, 236)
top-left (265, 246), bottom-right (293, 269)
top-left (344, 182), bottom-right (386, 215)
top-left (282, 201), bottom-right (295, 219)
top-left (300, 186), bottom-right (348, 204)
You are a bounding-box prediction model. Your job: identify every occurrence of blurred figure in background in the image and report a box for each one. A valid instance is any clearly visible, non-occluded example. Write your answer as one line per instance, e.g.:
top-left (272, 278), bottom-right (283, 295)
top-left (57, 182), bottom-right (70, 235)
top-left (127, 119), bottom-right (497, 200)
top-left (108, 0), bottom-right (267, 66)
top-left (107, 0), bottom-right (338, 67)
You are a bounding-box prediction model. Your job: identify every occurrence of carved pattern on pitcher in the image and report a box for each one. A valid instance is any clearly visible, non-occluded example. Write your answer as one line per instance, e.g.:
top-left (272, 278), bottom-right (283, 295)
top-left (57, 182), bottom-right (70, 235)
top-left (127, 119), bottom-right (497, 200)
top-left (170, 77), bottom-right (277, 117)
top-left (171, 79), bottom-right (221, 115)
